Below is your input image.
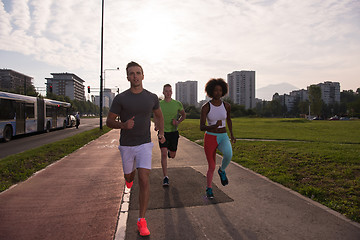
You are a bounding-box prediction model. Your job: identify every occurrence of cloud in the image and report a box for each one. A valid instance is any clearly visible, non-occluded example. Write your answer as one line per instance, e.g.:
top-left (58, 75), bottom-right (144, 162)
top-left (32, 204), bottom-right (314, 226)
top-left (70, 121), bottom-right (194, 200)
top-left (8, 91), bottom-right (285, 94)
top-left (9, 0), bottom-right (31, 31)
top-left (0, 2), bottom-right (11, 36)
top-left (29, 0), bottom-right (52, 36)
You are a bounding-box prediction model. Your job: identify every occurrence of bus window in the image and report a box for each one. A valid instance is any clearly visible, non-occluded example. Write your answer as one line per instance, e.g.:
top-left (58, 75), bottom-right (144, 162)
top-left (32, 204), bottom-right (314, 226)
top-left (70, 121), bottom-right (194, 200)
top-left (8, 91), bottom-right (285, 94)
top-left (46, 105), bottom-right (52, 117)
top-left (25, 103), bottom-right (35, 119)
top-left (58, 106), bottom-right (67, 117)
top-left (0, 99), bottom-right (15, 120)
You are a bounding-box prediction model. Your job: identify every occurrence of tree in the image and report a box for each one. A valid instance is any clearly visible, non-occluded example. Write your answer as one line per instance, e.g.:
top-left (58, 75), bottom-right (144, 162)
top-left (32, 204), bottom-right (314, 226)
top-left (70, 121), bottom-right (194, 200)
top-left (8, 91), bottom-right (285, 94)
top-left (288, 98), bottom-right (301, 117)
top-left (308, 85), bottom-right (323, 116)
top-left (222, 97), bottom-right (244, 117)
top-left (341, 90), bottom-right (356, 103)
top-left (269, 99), bottom-right (285, 117)
top-left (183, 104), bottom-right (200, 119)
top-left (298, 100), bottom-right (309, 116)
top-left (341, 89), bottom-right (360, 117)
top-left (46, 93), bottom-right (100, 116)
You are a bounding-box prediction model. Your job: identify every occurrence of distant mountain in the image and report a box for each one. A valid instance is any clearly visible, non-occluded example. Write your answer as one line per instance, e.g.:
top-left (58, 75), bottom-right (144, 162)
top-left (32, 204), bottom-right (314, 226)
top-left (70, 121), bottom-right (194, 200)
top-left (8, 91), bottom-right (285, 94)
top-left (256, 82), bottom-right (299, 101)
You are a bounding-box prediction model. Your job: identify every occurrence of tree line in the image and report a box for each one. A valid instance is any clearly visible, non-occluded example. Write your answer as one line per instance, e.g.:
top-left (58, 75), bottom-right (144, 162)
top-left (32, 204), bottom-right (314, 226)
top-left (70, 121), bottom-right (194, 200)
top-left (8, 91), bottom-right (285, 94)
top-left (46, 92), bottom-right (104, 116)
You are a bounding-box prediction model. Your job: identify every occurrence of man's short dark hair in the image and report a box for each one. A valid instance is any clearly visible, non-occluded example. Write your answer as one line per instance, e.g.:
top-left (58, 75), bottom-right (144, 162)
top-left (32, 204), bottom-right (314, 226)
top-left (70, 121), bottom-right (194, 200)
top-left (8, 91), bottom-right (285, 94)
top-left (205, 78), bottom-right (228, 98)
top-left (163, 84), bottom-right (172, 91)
top-left (126, 61), bottom-right (144, 75)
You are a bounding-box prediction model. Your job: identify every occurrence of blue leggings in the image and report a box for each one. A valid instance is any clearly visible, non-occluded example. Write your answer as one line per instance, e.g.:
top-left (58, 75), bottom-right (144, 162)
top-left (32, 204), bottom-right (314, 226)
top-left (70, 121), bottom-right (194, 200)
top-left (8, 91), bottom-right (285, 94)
top-left (204, 132), bottom-right (233, 187)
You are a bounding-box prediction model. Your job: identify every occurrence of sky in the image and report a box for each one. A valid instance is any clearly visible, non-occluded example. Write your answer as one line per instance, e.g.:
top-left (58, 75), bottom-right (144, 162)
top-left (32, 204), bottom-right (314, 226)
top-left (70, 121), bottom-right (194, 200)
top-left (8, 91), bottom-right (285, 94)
top-left (0, 0), bottom-right (359, 101)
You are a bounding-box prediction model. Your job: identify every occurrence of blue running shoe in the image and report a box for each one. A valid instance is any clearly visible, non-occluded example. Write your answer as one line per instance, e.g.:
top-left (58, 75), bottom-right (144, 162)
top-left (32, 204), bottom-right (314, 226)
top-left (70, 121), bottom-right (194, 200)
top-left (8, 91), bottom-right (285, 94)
top-left (206, 187), bottom-right (214, 199)
top-left (163, 176), bottom-right (169, 186)
top-left (218, 167), bottom-right (229, 186)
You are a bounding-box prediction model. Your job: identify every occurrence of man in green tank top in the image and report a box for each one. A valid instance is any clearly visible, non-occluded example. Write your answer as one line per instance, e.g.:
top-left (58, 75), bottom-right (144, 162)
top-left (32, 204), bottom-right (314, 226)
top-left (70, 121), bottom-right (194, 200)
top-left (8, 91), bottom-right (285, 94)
top-left (155, 84), bottom-right (186, 186)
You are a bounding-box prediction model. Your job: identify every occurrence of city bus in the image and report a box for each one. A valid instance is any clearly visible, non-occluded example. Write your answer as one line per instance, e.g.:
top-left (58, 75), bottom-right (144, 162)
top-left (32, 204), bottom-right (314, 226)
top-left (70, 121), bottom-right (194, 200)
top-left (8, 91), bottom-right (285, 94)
top-left (0, 91), bottom-right (71, 142)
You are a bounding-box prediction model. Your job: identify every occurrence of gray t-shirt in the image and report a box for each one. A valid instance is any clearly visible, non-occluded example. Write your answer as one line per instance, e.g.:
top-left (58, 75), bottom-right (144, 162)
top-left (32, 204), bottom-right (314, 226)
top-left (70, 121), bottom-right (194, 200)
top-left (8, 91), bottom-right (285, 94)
top-left (110, 89), bottom-right (159, 146)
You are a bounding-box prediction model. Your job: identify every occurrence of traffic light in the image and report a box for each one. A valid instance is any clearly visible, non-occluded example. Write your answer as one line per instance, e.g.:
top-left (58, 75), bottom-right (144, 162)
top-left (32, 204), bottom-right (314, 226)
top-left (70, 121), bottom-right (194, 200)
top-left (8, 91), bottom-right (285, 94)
top-left (49, 85), bottom-right (53, 93)
top-left (87, 86), bottom-right (90, 93)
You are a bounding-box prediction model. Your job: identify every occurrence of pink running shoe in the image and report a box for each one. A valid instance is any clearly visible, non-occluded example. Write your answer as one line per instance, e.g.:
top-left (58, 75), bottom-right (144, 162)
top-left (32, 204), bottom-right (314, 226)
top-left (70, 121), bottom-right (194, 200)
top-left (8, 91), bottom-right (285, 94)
top-left (137, 218), bottom-right (150, 236)
top-left (126, 181), bottom-right (133, 189)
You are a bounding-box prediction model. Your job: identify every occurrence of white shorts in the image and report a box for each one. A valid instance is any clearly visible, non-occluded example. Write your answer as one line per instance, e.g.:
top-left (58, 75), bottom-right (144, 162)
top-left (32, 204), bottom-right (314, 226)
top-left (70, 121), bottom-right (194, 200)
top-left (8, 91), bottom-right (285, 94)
top-left (118, 142), bottom-right (153, 174)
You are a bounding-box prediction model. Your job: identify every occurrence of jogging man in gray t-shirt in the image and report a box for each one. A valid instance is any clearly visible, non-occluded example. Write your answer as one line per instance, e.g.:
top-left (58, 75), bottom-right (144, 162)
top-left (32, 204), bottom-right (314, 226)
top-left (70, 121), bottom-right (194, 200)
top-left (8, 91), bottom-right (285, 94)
top-left (106, 61), bottom-right (165, 237)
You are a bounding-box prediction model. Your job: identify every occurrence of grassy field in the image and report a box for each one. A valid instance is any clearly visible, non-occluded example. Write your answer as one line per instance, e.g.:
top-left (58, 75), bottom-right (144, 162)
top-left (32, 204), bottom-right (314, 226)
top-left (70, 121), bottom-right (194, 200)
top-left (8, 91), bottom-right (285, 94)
top-left (178, 118), bottom-right (360, 222)
top-left (0, 126), bottom-right (112, 192)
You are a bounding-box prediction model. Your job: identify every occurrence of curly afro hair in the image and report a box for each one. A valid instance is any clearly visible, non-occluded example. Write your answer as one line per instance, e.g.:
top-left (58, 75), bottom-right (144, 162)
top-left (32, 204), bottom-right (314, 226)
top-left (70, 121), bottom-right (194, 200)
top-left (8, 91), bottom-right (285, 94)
top-left (205, 78), bottom-right (228, 98)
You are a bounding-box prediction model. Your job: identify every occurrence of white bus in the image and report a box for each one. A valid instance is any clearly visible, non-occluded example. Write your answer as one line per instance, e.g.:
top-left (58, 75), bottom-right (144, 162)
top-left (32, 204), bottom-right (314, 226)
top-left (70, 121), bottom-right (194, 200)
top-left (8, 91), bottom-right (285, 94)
top-left (0, 91), bottom-right (71, 142)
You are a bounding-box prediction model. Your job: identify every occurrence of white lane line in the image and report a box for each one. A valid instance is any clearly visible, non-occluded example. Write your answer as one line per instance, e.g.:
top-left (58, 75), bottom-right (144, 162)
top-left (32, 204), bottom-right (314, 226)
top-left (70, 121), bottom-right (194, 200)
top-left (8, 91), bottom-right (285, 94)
top-left (114, 186), bottom-right (131, 240)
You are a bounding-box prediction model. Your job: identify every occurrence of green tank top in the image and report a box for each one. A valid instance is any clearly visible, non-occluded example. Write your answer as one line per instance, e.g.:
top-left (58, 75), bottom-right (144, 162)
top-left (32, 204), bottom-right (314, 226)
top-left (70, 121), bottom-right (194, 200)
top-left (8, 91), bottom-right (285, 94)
top-left (160, 99), bottom-right (184, 132)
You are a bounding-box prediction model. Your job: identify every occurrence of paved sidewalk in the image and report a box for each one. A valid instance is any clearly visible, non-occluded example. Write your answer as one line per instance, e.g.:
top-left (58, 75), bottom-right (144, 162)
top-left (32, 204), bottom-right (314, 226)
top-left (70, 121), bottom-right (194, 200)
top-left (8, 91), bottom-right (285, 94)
top-left (124, 128), bottom-right (360, 239)
top-left (1, 128), bottom-right (360, 240)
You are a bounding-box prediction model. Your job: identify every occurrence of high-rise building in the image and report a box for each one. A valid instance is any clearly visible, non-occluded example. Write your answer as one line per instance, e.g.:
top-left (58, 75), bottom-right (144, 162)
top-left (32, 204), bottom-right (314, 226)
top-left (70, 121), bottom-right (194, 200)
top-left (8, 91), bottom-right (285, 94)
top-left (46, 73), bottom-right (85, 101)
top-left (103, 88), bottom-right (115, 108)
top-left (0, 69), bottom-right (34, 94)
top-left (273, 93), bottom-right (297, 112)
top-left (227, 71), bottom-right (255, 109)
top-left (280, 89), bottom-right (309, 112)
top-left (175, 80), bottom-right (198, 106)
top-left (317, 81), bottom-right (340, 105)
top-left (94, 95), bottom-right (110, 108)
top-left (290, 89), bottom-right (308, 102)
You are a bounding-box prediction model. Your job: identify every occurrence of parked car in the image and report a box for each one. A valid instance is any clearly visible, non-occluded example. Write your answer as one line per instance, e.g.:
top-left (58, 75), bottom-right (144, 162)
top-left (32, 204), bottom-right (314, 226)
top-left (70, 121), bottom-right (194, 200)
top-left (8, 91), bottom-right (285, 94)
top-left (340, 117), bottom-right (350, 120)
top-left (312, 116), bottom-right (322, 120)
top-left (329, 115), bottom-right (340, 120)
top-left (67, 115), bottom-right (76, 127)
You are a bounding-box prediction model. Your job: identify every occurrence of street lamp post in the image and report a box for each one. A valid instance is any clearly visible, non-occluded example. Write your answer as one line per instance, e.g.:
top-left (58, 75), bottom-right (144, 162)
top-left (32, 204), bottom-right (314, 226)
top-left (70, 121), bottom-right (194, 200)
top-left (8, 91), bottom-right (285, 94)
top-left (99, 0), bottom-right (104, 129)
top-left (99, 1), bottom-right (119, 129)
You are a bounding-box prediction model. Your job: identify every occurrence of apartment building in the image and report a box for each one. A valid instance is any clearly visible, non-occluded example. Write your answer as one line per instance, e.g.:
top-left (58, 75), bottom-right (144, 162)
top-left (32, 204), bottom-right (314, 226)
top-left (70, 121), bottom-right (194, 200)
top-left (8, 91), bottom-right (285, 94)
top-left (316, 81), bottom-right (340, 105)
top-left (94, 95), bottom-right (110, 108)
top-left (0, 69), bottom-right (33, 94)
top-left (227, 71), bottom-right (255, 109)
top-left (46, 73), bottom-right (85, 101)
top-left (280, 89), bottom-right (309, 112)
top-left (175, 80), bottom-right (198, 106)
top-left (274, 81), bottom-right (340, 112)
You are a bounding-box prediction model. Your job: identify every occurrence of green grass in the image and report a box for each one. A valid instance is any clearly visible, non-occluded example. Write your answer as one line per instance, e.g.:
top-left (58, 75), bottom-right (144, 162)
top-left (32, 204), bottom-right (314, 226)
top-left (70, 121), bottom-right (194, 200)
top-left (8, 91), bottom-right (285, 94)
top-left (0, 126), bottom-right (112, 192)
top-left (178, 118), bottom-right (360, 222)
top-left (231, 118), bottom-right (360, 143)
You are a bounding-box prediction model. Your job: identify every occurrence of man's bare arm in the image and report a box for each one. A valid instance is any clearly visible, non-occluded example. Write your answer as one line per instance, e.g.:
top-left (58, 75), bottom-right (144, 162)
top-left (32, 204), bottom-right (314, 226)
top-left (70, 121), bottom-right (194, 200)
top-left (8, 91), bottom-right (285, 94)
top-left (153, 108), bottom-right (165, 143)
top-left (106, 111), bottom-right (134, 129)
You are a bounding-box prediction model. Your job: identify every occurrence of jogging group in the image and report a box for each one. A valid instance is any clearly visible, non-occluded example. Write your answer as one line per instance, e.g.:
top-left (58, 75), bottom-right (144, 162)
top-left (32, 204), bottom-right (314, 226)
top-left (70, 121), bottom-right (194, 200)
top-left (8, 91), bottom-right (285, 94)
top-left (106, 61), bottom-right (236, 237)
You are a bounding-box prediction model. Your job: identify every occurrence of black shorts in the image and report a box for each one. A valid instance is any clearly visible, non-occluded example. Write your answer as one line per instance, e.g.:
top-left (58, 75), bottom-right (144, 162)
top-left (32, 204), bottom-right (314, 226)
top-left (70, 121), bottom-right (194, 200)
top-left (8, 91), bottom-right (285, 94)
top-left (159, 131), bottom-right (180, 152)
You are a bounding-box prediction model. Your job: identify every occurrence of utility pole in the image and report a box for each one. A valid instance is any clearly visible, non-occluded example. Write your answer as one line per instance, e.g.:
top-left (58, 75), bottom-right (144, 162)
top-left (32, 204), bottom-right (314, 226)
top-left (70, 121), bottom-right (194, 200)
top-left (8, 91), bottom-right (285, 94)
top-left (99, 0), bottom-right (104, 130)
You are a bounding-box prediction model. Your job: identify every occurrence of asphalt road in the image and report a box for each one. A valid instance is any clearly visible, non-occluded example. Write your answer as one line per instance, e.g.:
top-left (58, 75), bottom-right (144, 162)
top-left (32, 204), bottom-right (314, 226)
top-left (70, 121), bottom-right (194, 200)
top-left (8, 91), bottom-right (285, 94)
top-left (0, 118), bottom-right (105, 159)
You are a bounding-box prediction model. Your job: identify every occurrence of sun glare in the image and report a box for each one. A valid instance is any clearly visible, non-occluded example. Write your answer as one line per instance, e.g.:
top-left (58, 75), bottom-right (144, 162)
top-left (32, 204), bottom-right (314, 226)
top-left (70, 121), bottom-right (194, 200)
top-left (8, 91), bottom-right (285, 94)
top-left (132, 6), bottom-right (178, 62)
